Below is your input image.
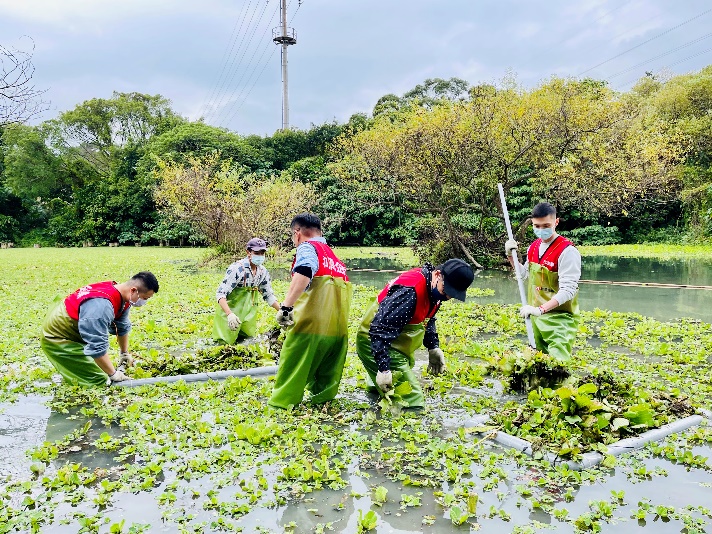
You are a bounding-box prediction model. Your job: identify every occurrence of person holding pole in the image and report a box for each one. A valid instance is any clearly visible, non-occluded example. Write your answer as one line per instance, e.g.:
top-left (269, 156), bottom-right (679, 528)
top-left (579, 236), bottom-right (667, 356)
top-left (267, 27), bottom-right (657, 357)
top-left (40, 272), bottom-right (159, 387)
top-left (504, 202), bottom-right (581, 363)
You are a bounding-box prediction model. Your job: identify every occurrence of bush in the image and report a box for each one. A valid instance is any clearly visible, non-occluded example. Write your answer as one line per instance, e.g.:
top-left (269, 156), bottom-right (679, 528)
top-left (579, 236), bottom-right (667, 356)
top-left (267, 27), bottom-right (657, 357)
top-left (567, 225), bottom-right (621, 246)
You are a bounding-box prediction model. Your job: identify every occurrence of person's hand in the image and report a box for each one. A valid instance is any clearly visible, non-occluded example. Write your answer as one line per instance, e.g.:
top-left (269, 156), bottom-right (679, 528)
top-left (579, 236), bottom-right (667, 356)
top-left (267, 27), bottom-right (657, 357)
top-left (108, 370), bottom-right (128, 383)
top-left (520, 305), bottom-right (543, 318)
top-left (227, 313), bottom-right (241, 331)
top-left (119, 352), bottom-right (135, 368)
top-left (375, 370), bottom-right (393, 392)
top-left (505, 239), bottom-right (519, 257)
top-left (427, 348), bottom-right (446, 375)
top-left (276, 306), bottom-right (294, 328)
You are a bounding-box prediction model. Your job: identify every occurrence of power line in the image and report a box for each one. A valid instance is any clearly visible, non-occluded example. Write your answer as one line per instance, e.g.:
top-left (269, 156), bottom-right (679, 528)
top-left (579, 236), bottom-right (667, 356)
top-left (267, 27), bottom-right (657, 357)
top-left (613, 45), bottom-right (712, 90)
top-left (218, 1), bottom-right (303, 130)
top-left (577, 7), bottom-right (712, 76)
top-left (206, 0), bottom-right (273, 121)
top-left (199, 0), bottom-right (255, 120)
top-left (606, 31), bottom-right (712, 80)
top-left (530, 0), bottom-right (635, 65)
top-left (212, 3), bottom-right (282, 126)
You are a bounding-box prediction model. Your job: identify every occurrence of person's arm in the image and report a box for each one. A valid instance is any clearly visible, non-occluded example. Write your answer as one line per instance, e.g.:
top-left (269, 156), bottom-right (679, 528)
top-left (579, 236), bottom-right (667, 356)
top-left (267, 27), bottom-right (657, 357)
top-left (77, 299), bottom-right (118, 376)
top-left (543, 246), bottom-right (581, 312)
top-left (258, 269), bottom-right (280, 309)
top-left (423, 316), bottom-right (439, 350)
top-left (281, 243), bottom-right (319, 307)
top-left (369, 286), bottom-right (417, 372)
top-left (282, 273), bottom-right (311, 307)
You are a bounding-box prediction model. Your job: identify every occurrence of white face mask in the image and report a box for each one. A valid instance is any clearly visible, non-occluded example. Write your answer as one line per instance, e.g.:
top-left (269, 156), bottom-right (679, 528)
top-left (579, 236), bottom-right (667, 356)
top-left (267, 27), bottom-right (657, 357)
top-left (251, 254), bottom-right (266, 266)
top-left (129, 290), bottom-right (147, 307)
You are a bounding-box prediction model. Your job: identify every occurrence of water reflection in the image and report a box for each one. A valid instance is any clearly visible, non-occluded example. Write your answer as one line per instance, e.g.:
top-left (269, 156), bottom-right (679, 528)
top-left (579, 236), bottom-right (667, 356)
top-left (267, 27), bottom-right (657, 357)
top-left (318, 256), bottom-right (712, 323)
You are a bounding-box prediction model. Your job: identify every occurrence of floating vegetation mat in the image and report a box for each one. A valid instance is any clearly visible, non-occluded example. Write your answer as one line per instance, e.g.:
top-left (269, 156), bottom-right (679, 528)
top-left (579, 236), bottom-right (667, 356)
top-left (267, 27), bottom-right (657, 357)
top-left (135, 343), bottom-right (274, 378)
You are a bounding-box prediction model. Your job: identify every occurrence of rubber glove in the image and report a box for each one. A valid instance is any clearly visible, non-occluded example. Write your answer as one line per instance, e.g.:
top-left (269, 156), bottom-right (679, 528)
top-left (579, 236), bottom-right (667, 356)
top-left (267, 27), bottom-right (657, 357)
top-left (505, 239), bottom-right (519, 257)
top-left (520, 305), bottom-right (543, 318)
top-left (119, 352), bottom-right (135, 368)
top-left (427, 348), bottom-right (446, 375)
top-left (276, 306), bottom-right (294, 328)
top-left (375, 370), bottom-right (393, 392)
top-left (108, 370), bottom-right (128, 383)
top-left (227, 313), bottom-right (241, 331)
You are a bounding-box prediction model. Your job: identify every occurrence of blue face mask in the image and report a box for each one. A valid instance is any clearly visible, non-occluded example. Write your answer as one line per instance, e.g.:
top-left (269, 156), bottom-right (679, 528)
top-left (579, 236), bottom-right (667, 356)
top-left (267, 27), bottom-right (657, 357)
top-left (251, 254), bottom-right (266, 266)
top-left (533, 227), bottom-right (554, 241)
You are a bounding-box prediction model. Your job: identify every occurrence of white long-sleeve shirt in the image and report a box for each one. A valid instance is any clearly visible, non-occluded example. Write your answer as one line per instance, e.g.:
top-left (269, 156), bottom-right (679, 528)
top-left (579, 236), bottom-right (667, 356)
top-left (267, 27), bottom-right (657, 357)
top-left (514, 237), bottom-right (581, 306)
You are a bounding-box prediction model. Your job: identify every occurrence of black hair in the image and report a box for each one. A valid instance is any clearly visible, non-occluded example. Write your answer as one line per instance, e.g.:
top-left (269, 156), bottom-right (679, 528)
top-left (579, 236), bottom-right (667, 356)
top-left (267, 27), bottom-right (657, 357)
top-left (532, 202), bottom-right (557, 218)
top-left (290, 213), bottom-right (322, 231)
top-left (130, 271), bottom-right (159, 293)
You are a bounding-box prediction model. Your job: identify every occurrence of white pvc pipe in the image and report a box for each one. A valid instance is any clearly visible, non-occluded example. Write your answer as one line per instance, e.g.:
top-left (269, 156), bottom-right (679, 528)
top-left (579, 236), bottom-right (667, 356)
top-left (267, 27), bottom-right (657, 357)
top-left (113, 365), bottom-right (278, 388)
top-left (464, 411), bottom-right (711, 471)
top-left (497, 183), bottom-right (536, 348)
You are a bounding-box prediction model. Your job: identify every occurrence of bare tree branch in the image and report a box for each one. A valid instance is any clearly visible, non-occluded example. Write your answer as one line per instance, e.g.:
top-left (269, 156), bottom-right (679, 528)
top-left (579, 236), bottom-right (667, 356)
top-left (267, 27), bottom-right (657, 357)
top-left (1, 39), bottom-right (49, 125)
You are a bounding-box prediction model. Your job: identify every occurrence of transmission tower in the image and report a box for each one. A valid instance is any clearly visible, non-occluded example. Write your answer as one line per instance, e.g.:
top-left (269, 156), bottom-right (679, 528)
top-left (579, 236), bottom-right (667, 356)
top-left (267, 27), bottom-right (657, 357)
top-left (272, 0), bottom-right (297, 130)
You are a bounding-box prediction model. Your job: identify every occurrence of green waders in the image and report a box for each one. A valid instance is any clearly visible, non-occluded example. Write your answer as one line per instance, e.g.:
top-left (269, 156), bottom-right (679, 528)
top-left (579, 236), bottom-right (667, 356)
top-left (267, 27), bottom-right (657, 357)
top-left (213, 286), bottom-right (260, 344)
top-left (268, 276), bottom-right (353, 409)
top-left (355, 299), bottom-right (426, 408)
top-left (528, 262), bottom-right (580, 363)
top-left (40, 300), bottom-right (108, 387)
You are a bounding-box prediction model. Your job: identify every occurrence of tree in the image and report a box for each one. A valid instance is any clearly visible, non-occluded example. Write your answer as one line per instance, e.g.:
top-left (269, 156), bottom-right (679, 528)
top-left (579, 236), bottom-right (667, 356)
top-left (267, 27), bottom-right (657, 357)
top-left (1, 40), bottom-right (48, 125)
top-left (154, 153), bottom-right (315, 252)
top-left (50, 92), bottom-right (183, 176)
top-left (335, 76), bottom-right (686, 266)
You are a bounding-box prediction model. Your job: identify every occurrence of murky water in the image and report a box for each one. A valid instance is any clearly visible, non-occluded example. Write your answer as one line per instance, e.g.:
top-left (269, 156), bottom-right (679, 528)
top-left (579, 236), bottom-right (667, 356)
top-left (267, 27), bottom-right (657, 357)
top-left (337, 256), bottom-right (712, 322)
top-left (3, 253), bottom-right (711, 532)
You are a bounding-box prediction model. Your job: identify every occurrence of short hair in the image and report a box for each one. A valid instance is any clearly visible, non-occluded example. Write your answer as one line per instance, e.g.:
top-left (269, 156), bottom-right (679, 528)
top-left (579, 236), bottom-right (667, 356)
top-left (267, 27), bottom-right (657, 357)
top-left (291, 213), bottom-right (322, 231)
top-left (130, 271), bottom-right (159, 293)
top-left (532, 202), bottom-right (557, 218)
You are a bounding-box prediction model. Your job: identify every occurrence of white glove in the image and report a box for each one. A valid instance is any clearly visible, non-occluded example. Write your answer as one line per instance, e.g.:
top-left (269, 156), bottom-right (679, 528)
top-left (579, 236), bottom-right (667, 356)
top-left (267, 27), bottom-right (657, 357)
top-left (108, 370), bottom-right (128, 383)
top-left (427, 348), bottom-right (446, 375)
top-left (276, 306), bottom-right (294, 328)
top-left (505, 239), bottom-right (519, 257)
top-left (520, 305), bottom-right (543, 318)
top-left (227, 313), bottom-right (241, 331)
top-left (119, 352), bottom-right (135, 368)
top-left (375, 370), bottom-right (393, 392)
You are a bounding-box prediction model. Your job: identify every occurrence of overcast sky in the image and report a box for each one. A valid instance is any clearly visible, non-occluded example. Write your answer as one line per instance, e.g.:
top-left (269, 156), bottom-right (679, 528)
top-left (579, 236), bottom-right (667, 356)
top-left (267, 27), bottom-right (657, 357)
top-left (2, 0), bottom-right (711, 136)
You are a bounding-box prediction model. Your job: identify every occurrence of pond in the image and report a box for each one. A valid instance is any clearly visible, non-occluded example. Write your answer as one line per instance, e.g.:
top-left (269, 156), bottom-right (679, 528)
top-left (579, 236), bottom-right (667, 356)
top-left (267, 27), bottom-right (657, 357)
top-left (1, 247), bottom-right (711, 534)
top-left (331, 256), bottom-right (712, 323)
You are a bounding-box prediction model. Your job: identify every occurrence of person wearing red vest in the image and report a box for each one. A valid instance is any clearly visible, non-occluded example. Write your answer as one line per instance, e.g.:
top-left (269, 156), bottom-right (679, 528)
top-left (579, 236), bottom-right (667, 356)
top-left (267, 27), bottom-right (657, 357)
top-left (505, 202), bottom-right (581, 363)
top-left (356, 259), bottom-right (475, 408)
top-left (40, 272), bottom-right (159, 387)
top-left (268, 214), bottom-right (353, 409)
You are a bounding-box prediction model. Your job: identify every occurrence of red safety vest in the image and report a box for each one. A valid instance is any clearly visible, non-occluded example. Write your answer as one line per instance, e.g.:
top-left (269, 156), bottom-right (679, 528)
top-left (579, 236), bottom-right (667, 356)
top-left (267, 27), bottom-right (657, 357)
top-left (378, 268), bottom-right (440, 325)
top-left (64, 281), bottom-right (128, 321)
top-left (292, 240), bottom-right (349, 281)
top-left (527, 236), bottom-right (574, 272)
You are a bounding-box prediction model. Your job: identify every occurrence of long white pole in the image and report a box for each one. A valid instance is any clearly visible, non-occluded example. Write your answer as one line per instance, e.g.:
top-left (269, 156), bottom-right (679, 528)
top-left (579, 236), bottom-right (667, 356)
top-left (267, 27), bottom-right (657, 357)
top-left (498, 183), bottom-right (536, 348)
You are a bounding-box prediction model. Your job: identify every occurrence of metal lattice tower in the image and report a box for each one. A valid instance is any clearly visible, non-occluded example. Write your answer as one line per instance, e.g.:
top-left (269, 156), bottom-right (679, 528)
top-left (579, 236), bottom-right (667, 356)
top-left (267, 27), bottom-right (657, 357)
top-left (272, 0), bottom-right (297, 130)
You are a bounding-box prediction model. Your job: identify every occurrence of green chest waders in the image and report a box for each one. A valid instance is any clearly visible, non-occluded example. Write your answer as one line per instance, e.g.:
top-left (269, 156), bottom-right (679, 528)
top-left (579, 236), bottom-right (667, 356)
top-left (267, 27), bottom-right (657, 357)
top-left (213, 286), bottom-right (260, 344)
top-left (40, 300), bottom-right (111, 387)
top-left (268, 276), bottom-right (353, 409)
top-left (355, 299), bottom-right (427, 408)
top-left (527, 262), bottom-right (580, 363)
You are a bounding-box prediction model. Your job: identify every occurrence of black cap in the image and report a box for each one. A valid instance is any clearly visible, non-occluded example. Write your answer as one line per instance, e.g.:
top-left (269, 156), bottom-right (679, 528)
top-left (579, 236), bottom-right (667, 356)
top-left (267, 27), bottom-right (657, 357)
top-left (439, 259), bottom-right (475, 301)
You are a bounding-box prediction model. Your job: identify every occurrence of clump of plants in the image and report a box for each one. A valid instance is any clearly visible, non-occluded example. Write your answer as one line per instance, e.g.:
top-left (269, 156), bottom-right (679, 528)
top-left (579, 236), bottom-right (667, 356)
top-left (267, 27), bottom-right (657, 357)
top-left (135, 343), bottom-right (272, 377)
top-left (486, 347), bottom-right (570, 392)
top-left (492, 369), bottom-right (696, 458)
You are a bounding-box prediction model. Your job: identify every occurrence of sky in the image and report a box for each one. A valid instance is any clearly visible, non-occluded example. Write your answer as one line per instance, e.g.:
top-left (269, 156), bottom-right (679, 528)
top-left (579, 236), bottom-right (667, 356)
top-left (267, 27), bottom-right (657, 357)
top-left (1, 0), bottom-right (711, 137)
